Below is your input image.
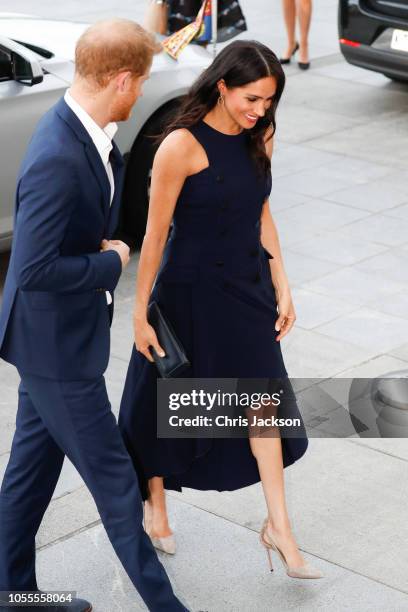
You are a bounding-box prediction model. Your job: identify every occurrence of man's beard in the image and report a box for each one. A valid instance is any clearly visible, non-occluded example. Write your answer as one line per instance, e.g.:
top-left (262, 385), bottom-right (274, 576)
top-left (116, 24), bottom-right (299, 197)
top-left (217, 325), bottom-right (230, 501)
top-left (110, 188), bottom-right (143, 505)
top-left (111, 97), bottom-right (134, 122)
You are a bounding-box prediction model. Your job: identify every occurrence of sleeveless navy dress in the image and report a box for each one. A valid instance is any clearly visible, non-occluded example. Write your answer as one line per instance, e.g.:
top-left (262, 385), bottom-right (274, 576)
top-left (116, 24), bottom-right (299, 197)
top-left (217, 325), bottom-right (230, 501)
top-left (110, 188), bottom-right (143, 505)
top-left (119, 119), bottom-right (308, 501)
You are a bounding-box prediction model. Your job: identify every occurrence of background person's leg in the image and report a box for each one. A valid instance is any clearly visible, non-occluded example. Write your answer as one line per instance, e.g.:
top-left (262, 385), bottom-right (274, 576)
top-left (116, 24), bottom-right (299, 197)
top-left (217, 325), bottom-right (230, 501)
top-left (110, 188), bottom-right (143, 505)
top-left (21, 374), bottom-right (187, 612)
top-left (0, 381), bottom-right (65, 590)
top-left (296, 0), bottom-right (312, 64)
top-left (281, 0), bottom-right (298, 59)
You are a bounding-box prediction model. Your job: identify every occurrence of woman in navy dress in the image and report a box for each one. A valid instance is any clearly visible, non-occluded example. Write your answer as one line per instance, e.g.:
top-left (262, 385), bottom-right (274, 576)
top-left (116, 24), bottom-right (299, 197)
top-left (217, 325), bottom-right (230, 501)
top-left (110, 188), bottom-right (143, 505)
top-left (119, 40), bottom-right (322, 578)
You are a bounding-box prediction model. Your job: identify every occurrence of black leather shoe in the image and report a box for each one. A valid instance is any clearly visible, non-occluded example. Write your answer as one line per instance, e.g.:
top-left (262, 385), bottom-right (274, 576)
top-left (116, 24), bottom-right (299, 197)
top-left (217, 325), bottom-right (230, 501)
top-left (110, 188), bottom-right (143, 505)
top-left (298, 61), bottom-right (310, 70)
top-left (279, 41), bottom-right (299, 64)
top-left (57, 597), bottom-right (92, 612)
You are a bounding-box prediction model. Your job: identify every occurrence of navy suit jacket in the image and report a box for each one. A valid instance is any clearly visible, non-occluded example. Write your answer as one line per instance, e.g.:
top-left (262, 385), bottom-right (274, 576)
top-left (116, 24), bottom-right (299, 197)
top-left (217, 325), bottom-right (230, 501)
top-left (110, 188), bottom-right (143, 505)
top-left (0, 97), bottom-right (125, 380)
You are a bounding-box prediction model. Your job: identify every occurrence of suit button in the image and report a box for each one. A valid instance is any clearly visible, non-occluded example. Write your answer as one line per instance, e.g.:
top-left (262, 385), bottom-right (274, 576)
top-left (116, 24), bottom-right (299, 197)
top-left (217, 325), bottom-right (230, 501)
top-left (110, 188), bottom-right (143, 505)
top-left (223, 281), bottom-right (231, 289)
top-left (220, 228), bottom-right (228, 236)
top-left (216, 175), bottom-right (224, 183)
top-left (215, 261), bottom-right (224, 267)
top-left (221, 204), bottom-right (228, 211)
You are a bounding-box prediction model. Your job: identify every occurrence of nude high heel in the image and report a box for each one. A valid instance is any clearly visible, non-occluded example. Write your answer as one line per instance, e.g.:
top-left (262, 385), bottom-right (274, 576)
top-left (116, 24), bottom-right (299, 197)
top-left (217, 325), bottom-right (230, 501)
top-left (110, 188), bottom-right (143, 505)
top-left (149, 534), bottom-right (176, 555)
top-left (260, 519), bottom-right (323, 579)
top-left (143, 501), bottom-right (176, 555)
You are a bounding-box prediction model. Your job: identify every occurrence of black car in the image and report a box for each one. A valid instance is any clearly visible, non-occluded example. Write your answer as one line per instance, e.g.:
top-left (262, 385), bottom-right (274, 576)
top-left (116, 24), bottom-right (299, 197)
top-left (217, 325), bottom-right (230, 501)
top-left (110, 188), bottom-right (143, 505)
top-left (338, 0), bottom-right (408, 82)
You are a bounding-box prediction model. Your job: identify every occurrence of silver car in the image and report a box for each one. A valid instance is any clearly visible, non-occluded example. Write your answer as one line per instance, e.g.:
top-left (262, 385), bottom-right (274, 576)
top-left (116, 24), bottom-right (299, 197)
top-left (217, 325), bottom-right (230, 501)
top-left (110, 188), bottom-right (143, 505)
top-left (0, 13), bottom-right (212, 251)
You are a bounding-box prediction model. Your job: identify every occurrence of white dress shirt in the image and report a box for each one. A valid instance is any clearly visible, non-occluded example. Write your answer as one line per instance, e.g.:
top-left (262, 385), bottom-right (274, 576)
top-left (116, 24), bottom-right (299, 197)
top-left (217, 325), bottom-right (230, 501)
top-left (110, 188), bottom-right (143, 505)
top-left (64, 90), bottom-right (118, 304)
top-left (64, 89), bottom-right (118, 204)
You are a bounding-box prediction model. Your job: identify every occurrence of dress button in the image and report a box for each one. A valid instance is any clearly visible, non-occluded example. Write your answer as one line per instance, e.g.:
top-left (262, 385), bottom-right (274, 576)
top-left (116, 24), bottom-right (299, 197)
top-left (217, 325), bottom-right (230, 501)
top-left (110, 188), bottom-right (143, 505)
top-left (253, 272), bottom-right (261, 283)
top-left (250, 248), bottom-right (258, 257)
top-left (216, 175), bottom-right (224, 183)
top-left (215, 261), bottom-right (224, 267)
top-left (221, 204), bottom-right (228, 211)
top-left (223, 281), bottom-right (231, 289)
top-left (220, 228), bottom-right (228, 236)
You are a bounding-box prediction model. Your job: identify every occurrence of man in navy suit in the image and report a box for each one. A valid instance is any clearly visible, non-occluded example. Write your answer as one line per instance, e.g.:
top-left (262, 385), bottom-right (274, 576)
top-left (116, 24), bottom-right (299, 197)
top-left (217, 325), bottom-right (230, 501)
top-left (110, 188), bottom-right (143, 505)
top-left (0, 19), bottom-right (188, 612)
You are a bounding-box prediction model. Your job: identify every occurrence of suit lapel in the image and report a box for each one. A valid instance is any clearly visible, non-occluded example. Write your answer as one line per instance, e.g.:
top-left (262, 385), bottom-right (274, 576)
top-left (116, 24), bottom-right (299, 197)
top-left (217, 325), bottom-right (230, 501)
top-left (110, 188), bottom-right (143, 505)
top-left (56, 97), bottom-right (112, 220)
top-left (107, 142), bottom-right (125, 238)
top-left (84, 141), bottom-right (111, 220)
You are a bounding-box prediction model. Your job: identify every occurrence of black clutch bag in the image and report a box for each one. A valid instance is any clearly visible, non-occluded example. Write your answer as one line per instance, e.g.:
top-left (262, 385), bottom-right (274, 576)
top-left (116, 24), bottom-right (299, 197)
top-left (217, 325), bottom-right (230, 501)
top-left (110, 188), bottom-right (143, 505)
top-left (147, 301), bottom-right (191, 378)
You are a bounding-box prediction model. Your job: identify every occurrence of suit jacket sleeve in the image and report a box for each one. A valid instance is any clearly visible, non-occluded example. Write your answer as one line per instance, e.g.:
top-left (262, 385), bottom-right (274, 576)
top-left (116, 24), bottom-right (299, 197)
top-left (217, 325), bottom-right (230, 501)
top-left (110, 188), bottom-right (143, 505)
top-left (13, 154), bottom-right (122, 293)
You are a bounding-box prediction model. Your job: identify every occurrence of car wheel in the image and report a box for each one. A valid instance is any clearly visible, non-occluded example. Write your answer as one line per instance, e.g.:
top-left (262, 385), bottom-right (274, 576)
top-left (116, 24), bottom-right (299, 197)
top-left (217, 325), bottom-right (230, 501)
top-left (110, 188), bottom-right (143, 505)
top-left (117, 100), bottom-right (183, 249)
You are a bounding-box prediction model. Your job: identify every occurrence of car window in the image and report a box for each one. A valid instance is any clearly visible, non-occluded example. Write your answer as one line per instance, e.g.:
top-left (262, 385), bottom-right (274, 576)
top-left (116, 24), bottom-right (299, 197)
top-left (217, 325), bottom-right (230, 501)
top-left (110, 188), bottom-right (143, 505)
top-left (0, 47), bottom-right (13, 82)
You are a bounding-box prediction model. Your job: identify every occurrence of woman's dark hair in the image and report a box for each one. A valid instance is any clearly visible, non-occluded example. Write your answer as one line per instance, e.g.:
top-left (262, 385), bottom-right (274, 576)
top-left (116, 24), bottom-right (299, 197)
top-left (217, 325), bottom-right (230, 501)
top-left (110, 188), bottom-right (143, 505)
top-left (159, 39), bottom-right (285, 175)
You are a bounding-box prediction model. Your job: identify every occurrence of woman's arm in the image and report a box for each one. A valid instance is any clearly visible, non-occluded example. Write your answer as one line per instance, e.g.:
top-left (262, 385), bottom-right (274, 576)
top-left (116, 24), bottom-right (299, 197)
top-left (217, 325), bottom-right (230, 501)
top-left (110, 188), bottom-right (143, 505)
top-left (260, 204), bottom-right (290, 296)
top-left (133, 129), bottom-right (192, 361)
top-left (260, 131), bottom-right (296, 340)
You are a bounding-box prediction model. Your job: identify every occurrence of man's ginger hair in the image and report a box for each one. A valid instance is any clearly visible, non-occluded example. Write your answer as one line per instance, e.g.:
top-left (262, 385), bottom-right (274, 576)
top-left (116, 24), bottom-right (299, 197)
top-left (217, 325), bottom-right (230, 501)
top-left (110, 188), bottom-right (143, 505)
top-left (75, 19), bottom-right (162, 88)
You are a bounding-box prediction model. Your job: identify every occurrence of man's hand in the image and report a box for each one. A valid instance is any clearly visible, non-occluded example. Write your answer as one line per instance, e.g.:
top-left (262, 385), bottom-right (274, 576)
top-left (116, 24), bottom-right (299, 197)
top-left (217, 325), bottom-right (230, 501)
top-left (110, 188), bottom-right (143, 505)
top-left (101, 239), bottom-right (130, 269)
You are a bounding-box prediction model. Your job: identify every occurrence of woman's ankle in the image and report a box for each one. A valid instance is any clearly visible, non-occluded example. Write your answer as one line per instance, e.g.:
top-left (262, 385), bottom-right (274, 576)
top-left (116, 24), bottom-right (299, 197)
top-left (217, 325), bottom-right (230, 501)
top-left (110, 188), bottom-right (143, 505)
top-left (266, 518), bottom-right (292, 537)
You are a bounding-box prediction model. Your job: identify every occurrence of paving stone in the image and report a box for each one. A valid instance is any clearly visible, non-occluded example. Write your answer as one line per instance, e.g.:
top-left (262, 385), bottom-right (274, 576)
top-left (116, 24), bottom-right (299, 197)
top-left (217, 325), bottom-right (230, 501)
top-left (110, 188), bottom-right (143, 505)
top-left (38, 488), bottom-right (408, 611)
top-left (317, 306), bottom-right (408, 354)
top-left (290, 287), bottom-right (359, 330)
top-left (302, 266), bottom-right (406, 307)
top-left (287, 231), bottom-right (388, 266)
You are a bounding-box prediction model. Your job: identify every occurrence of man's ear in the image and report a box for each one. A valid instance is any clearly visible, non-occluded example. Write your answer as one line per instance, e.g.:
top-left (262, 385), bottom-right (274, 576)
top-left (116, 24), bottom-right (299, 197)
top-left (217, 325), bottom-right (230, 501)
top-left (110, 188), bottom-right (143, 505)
top-left (115, 71), bottom-right (132, 92)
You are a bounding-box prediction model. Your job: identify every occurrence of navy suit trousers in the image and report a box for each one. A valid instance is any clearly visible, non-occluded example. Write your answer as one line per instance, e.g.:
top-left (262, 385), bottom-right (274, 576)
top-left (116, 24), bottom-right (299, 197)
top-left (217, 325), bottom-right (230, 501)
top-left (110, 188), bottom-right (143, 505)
top-left (0, 374), bottom-right (187, 612)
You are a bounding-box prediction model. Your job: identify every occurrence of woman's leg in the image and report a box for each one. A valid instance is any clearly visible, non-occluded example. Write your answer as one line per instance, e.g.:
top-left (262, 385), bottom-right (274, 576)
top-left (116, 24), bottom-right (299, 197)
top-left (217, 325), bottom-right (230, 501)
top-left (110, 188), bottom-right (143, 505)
top-left (249, 431), bottom-right (307, 568)
top-left (281, 0), bottom-right (298, 59)
top-left (296, 0), bottom-right (312, 64)
top-left (144, 476), bottom-right (173, 538)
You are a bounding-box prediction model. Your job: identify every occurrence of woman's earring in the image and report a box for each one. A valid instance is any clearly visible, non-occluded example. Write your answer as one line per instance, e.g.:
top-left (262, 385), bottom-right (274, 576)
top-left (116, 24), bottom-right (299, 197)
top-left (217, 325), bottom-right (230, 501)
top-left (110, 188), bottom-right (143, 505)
top-left (217, 94), bottom-right (225, 106)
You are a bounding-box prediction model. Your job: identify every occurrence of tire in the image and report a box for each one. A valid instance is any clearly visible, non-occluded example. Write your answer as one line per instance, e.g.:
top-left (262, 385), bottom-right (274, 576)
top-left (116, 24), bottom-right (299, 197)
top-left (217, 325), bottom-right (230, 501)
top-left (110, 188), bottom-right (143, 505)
top-left (116, 100), bottom-right (182, 249)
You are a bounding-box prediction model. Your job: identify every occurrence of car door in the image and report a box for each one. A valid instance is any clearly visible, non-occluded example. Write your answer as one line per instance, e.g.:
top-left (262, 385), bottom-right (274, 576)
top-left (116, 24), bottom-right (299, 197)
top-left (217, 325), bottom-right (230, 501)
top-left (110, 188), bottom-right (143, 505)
top-left (0, 36), bottom-right (68, 251)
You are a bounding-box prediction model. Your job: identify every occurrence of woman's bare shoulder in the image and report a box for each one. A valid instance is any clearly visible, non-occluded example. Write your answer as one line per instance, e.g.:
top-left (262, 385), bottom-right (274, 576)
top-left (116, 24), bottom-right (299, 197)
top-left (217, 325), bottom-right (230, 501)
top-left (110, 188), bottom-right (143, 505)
top-left (156, 128), bottom-right (201, 173)
top-left (159, 128), bottom-right (197, 154)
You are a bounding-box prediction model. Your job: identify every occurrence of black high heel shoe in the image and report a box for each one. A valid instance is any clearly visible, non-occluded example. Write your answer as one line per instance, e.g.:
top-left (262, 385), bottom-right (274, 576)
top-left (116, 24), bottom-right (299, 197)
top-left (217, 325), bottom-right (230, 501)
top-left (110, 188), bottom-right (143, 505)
top-left (279, 41), bottom-right (299, 65)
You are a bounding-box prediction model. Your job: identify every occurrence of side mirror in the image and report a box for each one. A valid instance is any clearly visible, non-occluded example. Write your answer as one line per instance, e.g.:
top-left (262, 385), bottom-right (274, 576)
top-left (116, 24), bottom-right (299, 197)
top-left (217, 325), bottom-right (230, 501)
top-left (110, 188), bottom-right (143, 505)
top-left (11, 51), bottom-right (43, 86)
top-left (0, 35), bottom-right (43, 86)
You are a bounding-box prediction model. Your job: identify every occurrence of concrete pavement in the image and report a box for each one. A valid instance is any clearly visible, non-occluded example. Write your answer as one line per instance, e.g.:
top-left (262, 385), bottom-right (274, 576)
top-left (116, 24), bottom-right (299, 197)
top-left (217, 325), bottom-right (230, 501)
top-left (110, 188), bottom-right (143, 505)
top-left (1, 0), bottom-right (408, 609)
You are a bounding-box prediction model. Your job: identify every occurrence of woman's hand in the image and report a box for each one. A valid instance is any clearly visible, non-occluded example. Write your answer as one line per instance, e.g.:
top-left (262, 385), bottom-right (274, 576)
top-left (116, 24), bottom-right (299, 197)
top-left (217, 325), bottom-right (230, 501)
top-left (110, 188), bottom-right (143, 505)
top-left (274, 287), bottom-right (296, 342)
top-left (133, 315), bottom-right (165, 363)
